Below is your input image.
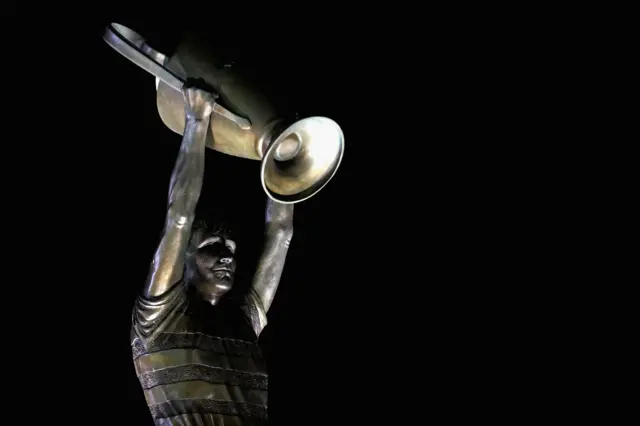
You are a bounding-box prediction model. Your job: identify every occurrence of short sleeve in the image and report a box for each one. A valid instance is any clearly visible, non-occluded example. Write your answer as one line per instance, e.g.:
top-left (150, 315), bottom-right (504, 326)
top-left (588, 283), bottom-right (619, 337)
top-left (131, 281), bottom-right (188, 347)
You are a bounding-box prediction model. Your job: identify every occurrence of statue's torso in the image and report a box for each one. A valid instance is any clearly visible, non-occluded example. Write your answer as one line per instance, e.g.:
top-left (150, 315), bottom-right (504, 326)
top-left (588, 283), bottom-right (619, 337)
top-left (131, 284), bottom-right (268, 425)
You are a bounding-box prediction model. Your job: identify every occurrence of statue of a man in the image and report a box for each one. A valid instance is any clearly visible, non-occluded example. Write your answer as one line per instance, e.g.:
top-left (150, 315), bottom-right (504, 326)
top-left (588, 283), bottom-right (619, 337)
top-left (131, 81), bottom-right (293, 425)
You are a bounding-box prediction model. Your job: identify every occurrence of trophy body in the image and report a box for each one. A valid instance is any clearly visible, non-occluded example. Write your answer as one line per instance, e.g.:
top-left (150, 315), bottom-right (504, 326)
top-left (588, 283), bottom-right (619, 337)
top-left (155, 48), bottom-right (275, 161)
top-left (104, 23), bottom-right (344, 203)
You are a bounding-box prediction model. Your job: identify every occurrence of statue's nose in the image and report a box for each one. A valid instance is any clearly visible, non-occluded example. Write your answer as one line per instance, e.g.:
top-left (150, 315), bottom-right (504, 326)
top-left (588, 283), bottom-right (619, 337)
top-left (220, 257), bottom-right (232, 264)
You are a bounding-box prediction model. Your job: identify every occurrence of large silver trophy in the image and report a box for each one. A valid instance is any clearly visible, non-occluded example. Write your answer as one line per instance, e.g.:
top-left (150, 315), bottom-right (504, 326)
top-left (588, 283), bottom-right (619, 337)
top-left (103, 23), bottom-right (344, 204)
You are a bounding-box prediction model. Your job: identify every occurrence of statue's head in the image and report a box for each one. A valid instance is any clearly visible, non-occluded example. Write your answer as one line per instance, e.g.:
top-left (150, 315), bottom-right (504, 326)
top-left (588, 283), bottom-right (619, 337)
top-left (185, 218), bottom-right (236, 305)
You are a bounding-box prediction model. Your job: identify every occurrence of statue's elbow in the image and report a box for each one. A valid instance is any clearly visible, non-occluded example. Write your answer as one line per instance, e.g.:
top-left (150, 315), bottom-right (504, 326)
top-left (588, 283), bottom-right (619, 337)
top-left (166, 207), bottom-right (192, 229)
top-left (282, 226), bottom-right (293, 244)
top-left (268, 224), bottom-right (293, 242)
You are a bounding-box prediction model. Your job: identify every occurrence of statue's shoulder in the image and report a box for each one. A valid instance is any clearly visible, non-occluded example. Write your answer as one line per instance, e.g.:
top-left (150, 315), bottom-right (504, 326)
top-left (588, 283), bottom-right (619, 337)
top-left (131, 281), bottom-right (189, 345)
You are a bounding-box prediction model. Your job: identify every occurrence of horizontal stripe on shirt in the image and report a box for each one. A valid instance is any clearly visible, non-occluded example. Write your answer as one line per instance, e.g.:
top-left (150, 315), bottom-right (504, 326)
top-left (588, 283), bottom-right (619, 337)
top-left (144, 380), bottom-right (267, 407)
top-left (149, 399), bottom-right (268, 421)
top-left (135, 347), bottom-right (264, 375)
top-left (132, 332), bottom-right (260, 360)
top-left (137, 364), bottom-right (268, 391)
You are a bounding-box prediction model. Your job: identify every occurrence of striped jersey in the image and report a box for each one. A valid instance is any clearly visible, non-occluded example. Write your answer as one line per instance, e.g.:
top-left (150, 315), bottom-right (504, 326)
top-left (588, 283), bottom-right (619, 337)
top-left (131, 283), bottom-right (269, 425)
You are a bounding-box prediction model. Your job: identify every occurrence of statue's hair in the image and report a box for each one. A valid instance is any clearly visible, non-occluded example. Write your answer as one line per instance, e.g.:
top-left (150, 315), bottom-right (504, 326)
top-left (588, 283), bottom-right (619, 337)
top-left (192, 218), bottom-right (232, 239)
top-left (192, 205), bottom-right (233, 239)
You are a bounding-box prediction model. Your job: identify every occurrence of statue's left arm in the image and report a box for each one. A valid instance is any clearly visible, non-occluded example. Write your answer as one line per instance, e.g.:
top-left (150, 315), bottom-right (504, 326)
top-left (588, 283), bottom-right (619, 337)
top-left (243, 200), bottom-right (294, 336)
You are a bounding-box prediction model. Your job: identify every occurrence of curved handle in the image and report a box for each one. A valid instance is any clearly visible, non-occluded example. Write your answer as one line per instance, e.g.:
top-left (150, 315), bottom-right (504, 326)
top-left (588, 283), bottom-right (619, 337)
top-left (103, 23), bottom-right (252, 130)
top-left (103, 23), bottom-right (185, 92)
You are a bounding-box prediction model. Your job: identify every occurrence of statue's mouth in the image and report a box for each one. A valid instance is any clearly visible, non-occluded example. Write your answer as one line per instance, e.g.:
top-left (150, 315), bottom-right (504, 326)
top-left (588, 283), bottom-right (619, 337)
top-left (211, 265), bottom-right (233, 277)
top-left (212, 269), bottom-right (232, 280)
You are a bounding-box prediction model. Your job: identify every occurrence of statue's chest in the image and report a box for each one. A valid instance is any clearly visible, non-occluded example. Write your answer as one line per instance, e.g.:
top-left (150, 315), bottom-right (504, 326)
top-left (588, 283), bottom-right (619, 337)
top-left (156, 309), bottom-right (267, 373)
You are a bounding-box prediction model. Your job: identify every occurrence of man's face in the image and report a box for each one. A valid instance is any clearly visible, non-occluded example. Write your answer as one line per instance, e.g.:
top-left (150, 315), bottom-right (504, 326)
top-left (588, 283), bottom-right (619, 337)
top-left (187, 227), bottom-right (236, 305)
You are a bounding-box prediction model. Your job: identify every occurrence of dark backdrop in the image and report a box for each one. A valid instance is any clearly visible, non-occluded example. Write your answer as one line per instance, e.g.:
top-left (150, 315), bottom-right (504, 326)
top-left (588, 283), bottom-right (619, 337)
top-left (3, 10), bottom-right (539, 425)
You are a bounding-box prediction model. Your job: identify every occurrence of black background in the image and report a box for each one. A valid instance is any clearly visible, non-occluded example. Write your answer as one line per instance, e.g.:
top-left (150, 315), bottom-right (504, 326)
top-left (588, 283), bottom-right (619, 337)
top-left (2, 8), bottom-right (546, 424)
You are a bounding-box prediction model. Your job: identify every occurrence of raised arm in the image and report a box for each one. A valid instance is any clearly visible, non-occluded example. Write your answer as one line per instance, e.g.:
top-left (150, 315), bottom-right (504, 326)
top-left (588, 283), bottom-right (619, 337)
top-left (142, 82), bottom-right (217, 299)
top-left (244, 200), bottom-right (294, 334)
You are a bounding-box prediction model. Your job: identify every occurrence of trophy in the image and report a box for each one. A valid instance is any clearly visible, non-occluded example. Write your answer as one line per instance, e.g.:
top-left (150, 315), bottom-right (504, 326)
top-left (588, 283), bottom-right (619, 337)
top-left (103, 23), bottom-right (345, 204)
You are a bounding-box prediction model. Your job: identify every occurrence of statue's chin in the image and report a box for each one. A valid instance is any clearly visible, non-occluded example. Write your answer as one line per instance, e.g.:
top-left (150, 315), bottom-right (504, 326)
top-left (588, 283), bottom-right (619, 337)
top-left (194, 280), bottom-right (231, 305)
top-left (194, 287), bottom-right (220, 305)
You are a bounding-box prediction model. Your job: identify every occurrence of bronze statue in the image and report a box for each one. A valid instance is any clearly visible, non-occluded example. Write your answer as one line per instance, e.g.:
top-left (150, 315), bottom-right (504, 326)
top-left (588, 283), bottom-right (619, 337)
top-left (132, 81), bottom-right (293, 425)
top-left (102, 22), bottom-right (344, 425)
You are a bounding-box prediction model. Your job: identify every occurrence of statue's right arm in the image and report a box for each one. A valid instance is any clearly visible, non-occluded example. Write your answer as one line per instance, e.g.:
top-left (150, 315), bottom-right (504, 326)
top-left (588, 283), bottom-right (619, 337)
top-left (142, 85), bottom-right (216, 299)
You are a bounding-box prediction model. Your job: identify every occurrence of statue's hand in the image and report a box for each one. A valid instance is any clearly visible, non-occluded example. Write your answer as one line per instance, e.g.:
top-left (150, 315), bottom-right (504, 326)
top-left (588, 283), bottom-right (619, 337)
top-left (182, 79), bottom-right (218, 121)
top-left (265, 199), bottom-right (294, 231)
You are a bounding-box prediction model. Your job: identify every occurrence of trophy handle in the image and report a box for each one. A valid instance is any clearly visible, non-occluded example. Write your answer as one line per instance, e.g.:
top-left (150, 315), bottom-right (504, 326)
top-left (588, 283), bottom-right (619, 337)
top-left (103, 23), bottom-right (251, 130)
